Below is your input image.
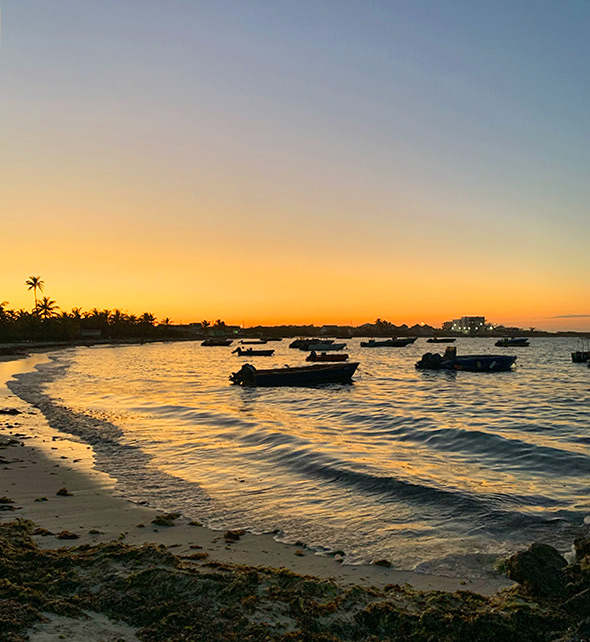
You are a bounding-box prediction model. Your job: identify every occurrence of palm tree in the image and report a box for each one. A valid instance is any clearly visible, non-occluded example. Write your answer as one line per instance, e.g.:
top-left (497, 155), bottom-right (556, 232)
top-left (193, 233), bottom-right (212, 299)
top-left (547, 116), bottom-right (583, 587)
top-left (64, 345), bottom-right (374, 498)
top-left (25, 276), bottom-right (45, 309)
top-left (160, 317), bottom-right (172, 326)
top-left (36, 296), bottom-right (59, 320)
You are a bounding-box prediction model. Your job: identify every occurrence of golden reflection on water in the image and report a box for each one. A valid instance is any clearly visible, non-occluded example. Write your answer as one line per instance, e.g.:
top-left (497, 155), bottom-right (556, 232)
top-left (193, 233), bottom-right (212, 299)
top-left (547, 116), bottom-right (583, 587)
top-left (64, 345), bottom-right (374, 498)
top-left (33, 338), bottom-right (590, 573)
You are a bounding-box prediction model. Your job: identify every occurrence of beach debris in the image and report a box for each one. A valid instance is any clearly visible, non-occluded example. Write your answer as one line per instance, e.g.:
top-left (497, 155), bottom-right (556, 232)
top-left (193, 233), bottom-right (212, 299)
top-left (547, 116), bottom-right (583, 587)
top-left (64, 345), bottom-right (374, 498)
top-left (56, 530), bottom-right (80, 540)
top-left (33, 527), bottom-right (54, 536)
top-left (0, 408), bottom-right (21, 415)
top-left (224, 529), bottom-right (245, 543)
top-left (506, 542), bottom-right (568, 597)
top-left (188, 520), bottom-right (202, 526)
top-left (151, 512), bottom-right (180, 527)
top-left (34, 497), bottom-right (48, 502)
top-left (295, 550), bottom-right (304, 557)
top-left (56, 487), bottom-right (73, 496)
top-left (0, 496), bottom-right (14, 504)
top-left (372, 559), bottom-right (392, 568)
top-left (136, 523), bottom-right (145, 528)
top-left (89, 529), bottom-right (103, 535)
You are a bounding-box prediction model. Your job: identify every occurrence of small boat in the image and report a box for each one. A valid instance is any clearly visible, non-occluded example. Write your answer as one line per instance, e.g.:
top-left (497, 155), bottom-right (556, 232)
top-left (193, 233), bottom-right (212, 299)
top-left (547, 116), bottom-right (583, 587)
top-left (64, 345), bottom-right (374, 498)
top-left (306, 351), bottom-right (349, 362)
top-left (289, 338), bottom-right (334, 349)
top-left (230, 362), bottom-right (359, 387)
top-left (427, 337), bottom-right (456, 343)
top-left (360, 338), bottom-right (416, 347)
top-left (495, 337), bottom-right (529, 347)
top-left (572, 339), bottom-right (590, 363)
top-left (303, 342), bottom-right (347, 351)
top-left (202, 338), bottom-right (233, 346)
top-left (416, 347), bottom-right (516, 372)
top-left (239, 339), bottom-right (268, 345)
top-left (232, 347), bottom-right (274, 357)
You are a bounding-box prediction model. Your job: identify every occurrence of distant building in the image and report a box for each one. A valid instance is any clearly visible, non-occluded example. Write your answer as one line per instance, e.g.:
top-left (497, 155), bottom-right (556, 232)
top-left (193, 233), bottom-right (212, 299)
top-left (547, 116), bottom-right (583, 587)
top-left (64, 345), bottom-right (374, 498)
top-left (447, 316), bottom-right (491, 334)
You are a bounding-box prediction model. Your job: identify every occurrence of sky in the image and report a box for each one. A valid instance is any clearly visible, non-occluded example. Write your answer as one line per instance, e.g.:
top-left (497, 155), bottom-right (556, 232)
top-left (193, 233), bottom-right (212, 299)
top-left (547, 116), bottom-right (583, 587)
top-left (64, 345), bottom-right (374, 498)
top-left (1, 1), bottom-right (589, 330)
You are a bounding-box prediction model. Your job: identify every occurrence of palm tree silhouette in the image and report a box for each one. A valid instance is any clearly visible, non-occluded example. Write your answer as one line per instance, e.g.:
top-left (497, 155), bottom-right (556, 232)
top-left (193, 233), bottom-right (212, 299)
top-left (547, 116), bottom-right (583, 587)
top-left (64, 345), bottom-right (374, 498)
top-left (36, 296), bottom-right (59, 320)
top-left (25, 276), bottom-right (45, 309)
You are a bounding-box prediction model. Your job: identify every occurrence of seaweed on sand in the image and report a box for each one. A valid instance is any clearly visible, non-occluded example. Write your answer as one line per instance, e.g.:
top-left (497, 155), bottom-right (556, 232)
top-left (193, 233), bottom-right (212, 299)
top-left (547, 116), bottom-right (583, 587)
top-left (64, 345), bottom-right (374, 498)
top-left (0, 519), bottom-right (588, 641)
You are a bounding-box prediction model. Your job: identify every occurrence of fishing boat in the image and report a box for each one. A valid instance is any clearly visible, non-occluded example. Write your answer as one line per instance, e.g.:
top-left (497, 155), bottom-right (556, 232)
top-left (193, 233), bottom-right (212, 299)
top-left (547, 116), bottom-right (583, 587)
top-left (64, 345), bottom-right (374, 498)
top-left (416, 347), bottom-right (516, 372)
top-left (229, 362), bottom-right (359, 387)
top-left (360, 338), bottom-right (416, 347)
top-left (306, 351), bottom-right (349, 362)
top-left (289, 338), bottom-right (334, 349)
top-left (239, 339), bottom-right (268, 345)
top-left (232, 347), bottom-right (274, 357)
top-left (303, 342), bottom-right (347, 351)
top-left (495, 337), bottom-right (529, 347)
top-left (427, 337), bottom-right (456, 343)
top-left (201, 338), bottom-right (233, 346)
top-left (571, 338), bottom-right (590, 363)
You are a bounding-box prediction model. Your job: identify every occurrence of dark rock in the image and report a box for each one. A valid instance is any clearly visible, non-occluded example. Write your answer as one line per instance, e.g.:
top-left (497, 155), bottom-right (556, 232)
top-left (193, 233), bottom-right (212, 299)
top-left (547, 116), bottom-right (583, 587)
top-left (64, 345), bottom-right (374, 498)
top-left (0, 408), bottom-right (21, 415)
top-left (56, 531), bottom-right (79, 540)
top-left (224, 529), bottom-right (245, 542)
top-left (151, 512), bottom-right (180, 527)
top-left (563, 588), bottom-right (590, 617)
top-left (372, 559), bottom-right (392, 568)
top-left (56, 487), bottom-right (73, 496)
top-left (575, 535), bottom-right (590, 562)
top-left (506, 542), bottom-right (568, 597)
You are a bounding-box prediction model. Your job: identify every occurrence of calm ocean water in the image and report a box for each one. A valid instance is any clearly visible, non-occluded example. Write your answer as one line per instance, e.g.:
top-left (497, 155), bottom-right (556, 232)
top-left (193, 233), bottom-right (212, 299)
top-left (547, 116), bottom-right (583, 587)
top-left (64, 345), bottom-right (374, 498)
top-left (8, 338), bottom-right (590, 577)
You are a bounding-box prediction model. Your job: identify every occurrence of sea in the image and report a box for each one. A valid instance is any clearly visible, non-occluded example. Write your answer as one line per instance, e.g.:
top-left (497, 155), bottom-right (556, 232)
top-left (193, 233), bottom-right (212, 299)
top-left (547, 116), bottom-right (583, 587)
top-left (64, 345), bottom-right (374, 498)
top-left (6, 337), bottom-right (590, 578)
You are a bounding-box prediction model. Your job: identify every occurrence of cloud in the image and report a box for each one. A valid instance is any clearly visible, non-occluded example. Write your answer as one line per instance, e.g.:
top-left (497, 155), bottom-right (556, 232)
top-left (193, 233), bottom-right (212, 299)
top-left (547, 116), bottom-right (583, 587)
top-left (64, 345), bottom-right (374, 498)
top-left (552, 314), bottom-right (590, 318)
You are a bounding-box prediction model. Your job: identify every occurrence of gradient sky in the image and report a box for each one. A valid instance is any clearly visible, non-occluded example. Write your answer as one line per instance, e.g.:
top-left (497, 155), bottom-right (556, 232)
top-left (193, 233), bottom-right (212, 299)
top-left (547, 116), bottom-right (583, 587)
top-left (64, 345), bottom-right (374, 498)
top-left (1, 1), bottom-right (589, 330)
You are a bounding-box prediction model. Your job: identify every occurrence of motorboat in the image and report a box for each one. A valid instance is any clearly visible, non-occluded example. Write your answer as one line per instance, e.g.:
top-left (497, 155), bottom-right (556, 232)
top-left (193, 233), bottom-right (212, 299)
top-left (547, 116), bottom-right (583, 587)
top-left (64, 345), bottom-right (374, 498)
top-left (306, 351), bottom-right (349, 362)
top-left (232, 347), bottom-right (274, 357)
top-left (495, 337), bottom-right (529, 347)
top-left (416, 347), bottom-right (516, 372)
top-left (202, 338), bottom-right (233, 346)
top-left (361, 338), bottom-right (416, 347)
top-left (230, 362), bottom-right (359, 387)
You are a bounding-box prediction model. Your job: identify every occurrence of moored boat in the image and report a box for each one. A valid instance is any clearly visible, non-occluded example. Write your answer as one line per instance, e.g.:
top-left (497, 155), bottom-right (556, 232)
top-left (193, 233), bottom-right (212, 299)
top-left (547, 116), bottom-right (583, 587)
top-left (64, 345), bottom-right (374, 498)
top-left (230, 362), bottom-right (359, 386)
top-left (427, 337), bottom-right (456, 343)
top-left (495, 337), bottom-right (529, 347)
top-left (289, 338), bottom-right (334, 349)
top-left (232, 347), bottom-right (274, 357)
top-left (416, 347), bottom-right (516, 372)
top-left (303, 342), bottom-right (347, 351)
top-left (572, 351), bottom-right (590, 363)
top-left (239, 339), bottom-right (268, 345)
top-left (361, 338), bottom-right (416, 347)
top-left (306, 351), bottom-right (349, 362)
top-left (202, 338), bottom-right (233, 346)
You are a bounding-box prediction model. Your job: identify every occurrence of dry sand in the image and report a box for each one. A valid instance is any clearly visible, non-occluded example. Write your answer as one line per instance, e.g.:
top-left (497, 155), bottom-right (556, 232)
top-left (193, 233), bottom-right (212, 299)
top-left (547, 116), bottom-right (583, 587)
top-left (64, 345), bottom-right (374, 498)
top-left (0, 353), bottom-right (512, 638)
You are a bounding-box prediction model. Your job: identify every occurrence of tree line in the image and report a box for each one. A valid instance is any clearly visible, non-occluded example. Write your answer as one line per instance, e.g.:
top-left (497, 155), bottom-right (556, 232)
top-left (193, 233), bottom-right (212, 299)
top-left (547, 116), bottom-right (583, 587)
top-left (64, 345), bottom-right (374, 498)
top-left (0, 276), bottom-right (185, 343)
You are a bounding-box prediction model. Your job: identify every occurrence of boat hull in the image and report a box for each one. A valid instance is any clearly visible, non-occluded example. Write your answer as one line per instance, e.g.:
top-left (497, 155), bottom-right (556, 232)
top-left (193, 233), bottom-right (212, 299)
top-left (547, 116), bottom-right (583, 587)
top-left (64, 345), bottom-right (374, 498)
top-left (361, 338), bottom-right (416, 347)
top-left (230, 362), bottom-right (359, 386)
top-left (306, 352), bottom-right (349, 362)
top-left (416, 353), bottom-right (516, 372)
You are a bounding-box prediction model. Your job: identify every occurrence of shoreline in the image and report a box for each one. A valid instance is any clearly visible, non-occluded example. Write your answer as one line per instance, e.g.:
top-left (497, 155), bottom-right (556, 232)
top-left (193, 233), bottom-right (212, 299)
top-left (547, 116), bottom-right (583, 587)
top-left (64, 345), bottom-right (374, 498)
top-left (0, 352), bottom-right (512, 596)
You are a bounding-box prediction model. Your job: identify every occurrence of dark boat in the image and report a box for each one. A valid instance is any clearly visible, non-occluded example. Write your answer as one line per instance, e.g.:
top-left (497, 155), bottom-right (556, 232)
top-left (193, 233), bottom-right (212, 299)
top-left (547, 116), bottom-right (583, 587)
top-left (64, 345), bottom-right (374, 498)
top-left (306, 351), bottom-right (349, 362)
top-left (239, 339), bottom-right (268, 345)
top-left (416, 347), bottom-right (516, 372)
top-left (303, 342), bottom-right (347, 351)
top-left (427, 337), bottom-right (456, 343)
top-left (360, 337), bottom-right (417, 347)
top-left (495, 337), bottom-right (529, 347)
top-left (232, 347), bottom-right (274, 357)
top-left (571, 351), bottom-right (589, 363)
top-left (230, 362), bottom-right (359, 386)
top-left (289, 338), bottom-right (333, 349)
top-left (202, 338), bottom-right (233, 346)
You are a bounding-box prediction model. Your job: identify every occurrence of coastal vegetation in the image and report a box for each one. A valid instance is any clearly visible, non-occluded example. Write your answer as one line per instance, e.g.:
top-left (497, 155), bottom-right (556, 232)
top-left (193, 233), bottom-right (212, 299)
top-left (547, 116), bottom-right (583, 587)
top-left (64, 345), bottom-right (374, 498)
top-left (0, 518), bottom-right (589, 641)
